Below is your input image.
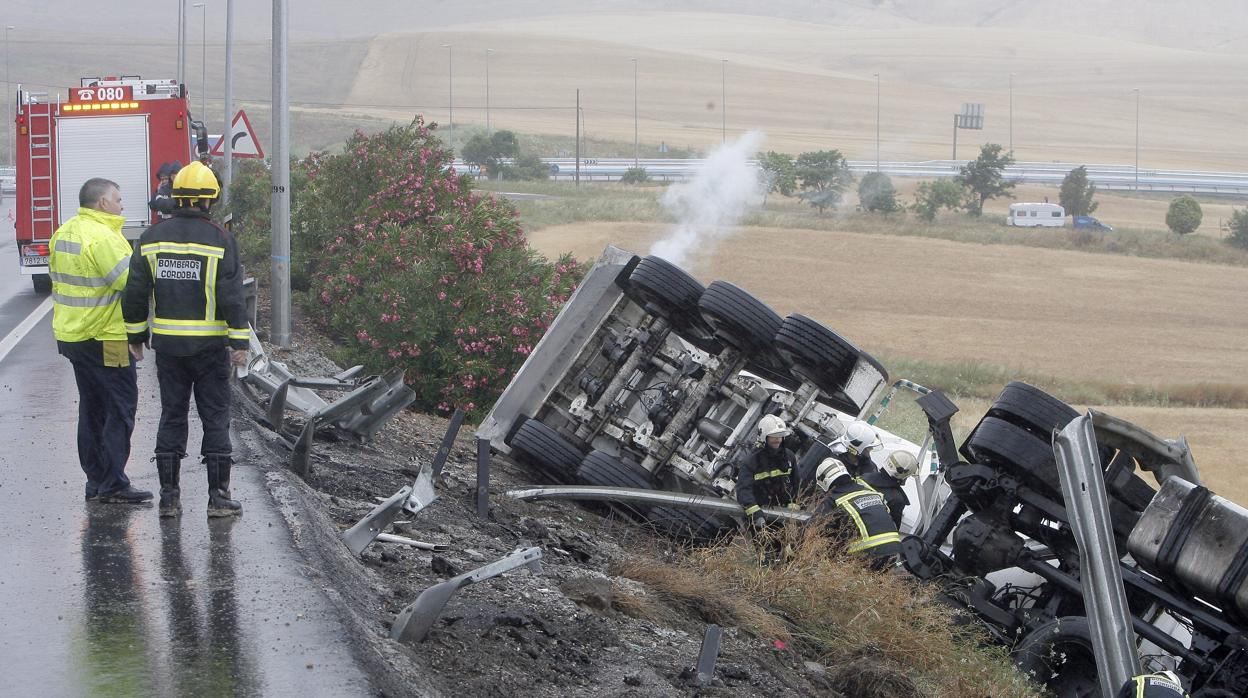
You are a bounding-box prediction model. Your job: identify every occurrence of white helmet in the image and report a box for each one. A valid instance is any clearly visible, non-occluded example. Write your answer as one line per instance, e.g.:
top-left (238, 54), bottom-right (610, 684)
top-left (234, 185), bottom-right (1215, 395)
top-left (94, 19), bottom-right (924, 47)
top-left (815, 458), bottom-right (849, 492)
top-left (846, 421), bottom-right (877, 453)
top-left (758, 415), bottom-right (790, 441)
top-left (883, 451), bottom-right (920, 480)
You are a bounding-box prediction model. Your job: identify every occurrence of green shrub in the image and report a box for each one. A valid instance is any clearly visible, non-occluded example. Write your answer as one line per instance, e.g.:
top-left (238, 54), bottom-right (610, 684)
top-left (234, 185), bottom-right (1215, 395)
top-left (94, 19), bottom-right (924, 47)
top-left (1166, 195), bottom-right (1202, 235)
top-left (857, 171), bottom-right (901, 213)
top-left (619, 166), bottom-right (650, 184)
top-left (1226, 208), bottom-right (1248, 250)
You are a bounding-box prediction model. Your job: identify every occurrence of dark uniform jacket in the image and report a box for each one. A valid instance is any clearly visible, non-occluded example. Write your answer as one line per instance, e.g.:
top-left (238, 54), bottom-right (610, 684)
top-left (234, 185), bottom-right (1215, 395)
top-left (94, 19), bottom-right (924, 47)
top-left (1116, 674), bottom-right (1187, 698)
top-left (814, 476), bottom-right (901, 560)
top-left (860, 469), bottom-right (909, 528)
top-left (736, 446), bottom-right (799, 517)
top-left (123, 208), bottom-right (250, 356)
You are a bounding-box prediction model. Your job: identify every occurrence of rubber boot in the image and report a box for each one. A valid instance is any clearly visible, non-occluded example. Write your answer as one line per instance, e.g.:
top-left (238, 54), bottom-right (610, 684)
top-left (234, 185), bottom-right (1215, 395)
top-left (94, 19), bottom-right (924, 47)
top-left (156, 453), bottom-right (182, 517)
top-left (205, 455), bottom-right (242, 518)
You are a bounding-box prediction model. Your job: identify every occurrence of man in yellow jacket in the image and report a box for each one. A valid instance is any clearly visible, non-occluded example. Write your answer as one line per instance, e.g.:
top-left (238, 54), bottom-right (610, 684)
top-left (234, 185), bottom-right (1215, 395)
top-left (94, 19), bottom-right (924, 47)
top-left (50, 178), bottom-right (152, 504)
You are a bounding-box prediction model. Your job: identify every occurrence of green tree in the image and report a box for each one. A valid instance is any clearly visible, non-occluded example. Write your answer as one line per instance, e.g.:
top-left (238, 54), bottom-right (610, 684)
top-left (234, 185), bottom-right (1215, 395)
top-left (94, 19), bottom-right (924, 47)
top-left (1227, 208), bottom-right (1248, 250)
top-left (758, 151), bottom-right (797, 199)
top-left (619, 166), bottom-right (650, 184)
top-left (911, 179), bottom-right (966, 222)
top-left (795, 150), bottom-right (854, 213)
top-left (957, 143), bottom-right (1016, 216)
top-left (1059, 166), bottom-right (1099, 217)
top-left (504, 152), bottom-right (551, 181)
top-left (1166, 195), bottom-right (1203, 235)
top-left (857, 171), bottom-right (901, 213)
top-left (461, 130), bottom-right (520, 175)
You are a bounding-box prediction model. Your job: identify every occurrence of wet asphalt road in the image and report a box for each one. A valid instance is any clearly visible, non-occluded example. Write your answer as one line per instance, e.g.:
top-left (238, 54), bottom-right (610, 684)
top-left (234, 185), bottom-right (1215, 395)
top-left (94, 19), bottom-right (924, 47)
top-left (0, 205), bottom-right (374, 696)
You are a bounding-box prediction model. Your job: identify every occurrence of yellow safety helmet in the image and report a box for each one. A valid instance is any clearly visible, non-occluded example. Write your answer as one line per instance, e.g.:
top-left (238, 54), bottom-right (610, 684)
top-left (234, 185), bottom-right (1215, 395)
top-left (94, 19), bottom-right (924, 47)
top-left (172, 161), bottom-right (220, 205)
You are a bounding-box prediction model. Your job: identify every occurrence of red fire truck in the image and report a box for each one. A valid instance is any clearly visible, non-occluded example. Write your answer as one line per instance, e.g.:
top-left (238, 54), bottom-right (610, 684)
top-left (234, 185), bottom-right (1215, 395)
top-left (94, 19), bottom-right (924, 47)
top-left (13, 76), bottom-right (207, 293)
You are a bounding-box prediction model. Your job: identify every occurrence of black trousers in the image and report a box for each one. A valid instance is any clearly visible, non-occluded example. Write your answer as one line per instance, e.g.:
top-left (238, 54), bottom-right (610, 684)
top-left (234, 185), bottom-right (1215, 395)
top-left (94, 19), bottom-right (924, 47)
top-left (155, 346), bottom-right (232, 458)
top-left (58, 340), bottom-right (138, 496)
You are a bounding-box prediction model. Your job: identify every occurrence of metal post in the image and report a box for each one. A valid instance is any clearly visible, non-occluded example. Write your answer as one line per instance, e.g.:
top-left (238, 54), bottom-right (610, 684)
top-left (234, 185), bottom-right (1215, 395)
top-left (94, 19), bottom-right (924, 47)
top-left (952, 113), bottom-right (958, 161)
top-left (1134, 88), bottom-right (1140, 191)
top-left (4, 26), bottom-right (13, 167)
top-left (222, 0), bottom-right (234, 204)
top-left (575, 89), bottom-right (580, 186)
top-left (270, 0), bottom-right (291, 347)
top-left (1008, 72), bottom-right (1014, 153)
top-left (178, 0), bottom-right (187, 87)
top-left (874, 72), bottom-right (880, 171)
top-left (485, 48), bottom-right (492, 135)
top-left (441, 44), bottom-right (453, 153)
top-left (194, 3), bottom-right (206, 120)
top-left (720, 59), bottom-right (726, 144)
top-left (631, 58), bottom-right (639, 167)
top-left (475, 438), bottom-right (490, 519)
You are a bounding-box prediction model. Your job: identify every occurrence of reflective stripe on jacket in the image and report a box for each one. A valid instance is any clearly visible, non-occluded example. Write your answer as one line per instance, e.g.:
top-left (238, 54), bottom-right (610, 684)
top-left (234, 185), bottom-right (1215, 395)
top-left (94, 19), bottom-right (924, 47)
top-left (122, 208), bottom-right (251, 356)
top-left (816, 478), bottom-right (901, 557)
top-left (49, 207), bottom-right (132, 342)
top-left (1117, 674), bottom-right (1187, 698)
top-left (736, 446), bottom-right (799, 516)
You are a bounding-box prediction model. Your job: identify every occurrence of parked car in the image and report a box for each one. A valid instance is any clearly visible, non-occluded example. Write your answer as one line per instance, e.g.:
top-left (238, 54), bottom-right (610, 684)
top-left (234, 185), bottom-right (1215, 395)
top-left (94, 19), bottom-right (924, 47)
top-left (1073, 215), bottom-right (1113, 231)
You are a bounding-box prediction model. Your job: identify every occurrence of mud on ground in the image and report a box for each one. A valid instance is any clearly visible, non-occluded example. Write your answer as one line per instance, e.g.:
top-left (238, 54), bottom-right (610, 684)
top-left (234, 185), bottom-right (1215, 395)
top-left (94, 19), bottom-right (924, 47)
top-left (235, 328), bottom-right (850, 698)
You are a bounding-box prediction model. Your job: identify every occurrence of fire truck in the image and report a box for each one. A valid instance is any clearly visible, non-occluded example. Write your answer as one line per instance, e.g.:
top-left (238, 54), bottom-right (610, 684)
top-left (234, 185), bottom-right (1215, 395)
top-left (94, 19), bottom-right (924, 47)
top-left (13, 76), bottom-right (208, 293)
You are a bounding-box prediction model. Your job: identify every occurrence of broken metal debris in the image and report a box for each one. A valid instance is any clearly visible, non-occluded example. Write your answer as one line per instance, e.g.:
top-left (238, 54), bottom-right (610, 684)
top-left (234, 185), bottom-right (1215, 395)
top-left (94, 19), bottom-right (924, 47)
top-left (476, 438), bottom-right (491, 519)
top-left (374, 533), bottom-right (448, 552)
top-left (505, 485), bottom-right (810, 523)
top-left (694, 624), bottom-right (724, 687)
top-left (390, 547), bottom-right (544, 644)
top-left (342, 466), bottom-right (438, 556)
top-left (431, 408), bottom-right (465, 478)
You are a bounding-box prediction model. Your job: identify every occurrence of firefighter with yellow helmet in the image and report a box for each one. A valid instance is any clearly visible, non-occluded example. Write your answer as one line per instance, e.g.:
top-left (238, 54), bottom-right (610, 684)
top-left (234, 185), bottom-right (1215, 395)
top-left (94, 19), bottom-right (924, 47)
top-left (123, 161), bottom-right (250, 518)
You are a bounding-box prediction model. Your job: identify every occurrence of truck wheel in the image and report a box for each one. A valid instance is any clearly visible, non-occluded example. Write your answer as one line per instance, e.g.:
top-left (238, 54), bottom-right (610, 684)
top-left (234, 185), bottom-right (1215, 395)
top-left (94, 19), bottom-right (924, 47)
top-left (960, 416), bottom-right (1059, 496)
top-left (644, 506), bottom-right (731, 544)
top-left (576, 450), bottom-right (654, 520)
top-left (774, 314), bottom-right (888, 412)
top-left (697, 281), bottom-right (782, 358)
top-left (1012, 617), bottom-right (1099, 697)
top-left (620, 256), bottom-right (718, 350)
top-left (983, 381), bottom-right (1116, 483)
top-left (506, 418), bottom-right (584, 484)
top-left (32, 274), bottom-right (52, 294)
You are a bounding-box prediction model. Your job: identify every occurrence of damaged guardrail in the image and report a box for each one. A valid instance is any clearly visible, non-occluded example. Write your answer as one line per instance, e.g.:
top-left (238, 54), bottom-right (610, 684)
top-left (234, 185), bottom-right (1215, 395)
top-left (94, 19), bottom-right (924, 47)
top-left (506, 485), bottom-right (811, 523)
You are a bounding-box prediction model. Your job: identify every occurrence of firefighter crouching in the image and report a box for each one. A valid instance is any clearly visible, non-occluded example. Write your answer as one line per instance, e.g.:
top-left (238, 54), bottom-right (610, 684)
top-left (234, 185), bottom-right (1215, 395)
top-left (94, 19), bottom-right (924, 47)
top-left (812, 458), bottom-right (901, 569)
top-left (1117, 671), bottom-right (1188, 697)
top-left (859, 450), bottom-right (921, 529)
top-left (736, 415), bottom-right (801, 562)
top-left (123, 162), bottom-right (250, 518)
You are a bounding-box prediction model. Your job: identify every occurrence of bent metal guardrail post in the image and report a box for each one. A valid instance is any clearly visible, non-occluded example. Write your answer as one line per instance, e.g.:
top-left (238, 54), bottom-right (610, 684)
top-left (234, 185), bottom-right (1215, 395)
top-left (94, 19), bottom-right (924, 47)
top-left (342, 464), bottom-right (438, 556)
top-left (1053, 414), bottom-right (1141, 697)
top-left (390, 546), bottom-right (543, 644)
top-left (289, 367), bottom-right (416, 477)
top-left (694, 624), bottom-right (724, 687)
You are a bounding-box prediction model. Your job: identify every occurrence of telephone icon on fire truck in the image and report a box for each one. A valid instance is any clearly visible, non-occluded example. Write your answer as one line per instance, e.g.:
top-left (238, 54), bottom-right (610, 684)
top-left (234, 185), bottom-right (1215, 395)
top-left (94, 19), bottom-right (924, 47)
top-left (209, 109), bottom-right (264, 159)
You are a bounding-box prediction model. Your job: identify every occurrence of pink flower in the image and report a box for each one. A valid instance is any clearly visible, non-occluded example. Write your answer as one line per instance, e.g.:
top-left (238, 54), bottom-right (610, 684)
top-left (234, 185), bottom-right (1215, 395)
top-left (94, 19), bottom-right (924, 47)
top-left (356, 330), bottom-right (370, 342)
top-left (437, 291), bottom-right (447, 301)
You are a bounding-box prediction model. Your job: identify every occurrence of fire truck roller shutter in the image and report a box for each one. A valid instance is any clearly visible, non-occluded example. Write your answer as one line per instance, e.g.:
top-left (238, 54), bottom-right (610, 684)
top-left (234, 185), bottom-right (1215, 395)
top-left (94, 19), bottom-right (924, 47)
top-left (55, 115), bottom-right (151, 235)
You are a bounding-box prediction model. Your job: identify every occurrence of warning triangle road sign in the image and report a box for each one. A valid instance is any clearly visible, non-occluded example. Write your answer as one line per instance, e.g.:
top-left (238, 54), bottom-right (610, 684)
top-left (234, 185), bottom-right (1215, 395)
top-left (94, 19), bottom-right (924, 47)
top-left (210, 109), bottom-right (265, 159)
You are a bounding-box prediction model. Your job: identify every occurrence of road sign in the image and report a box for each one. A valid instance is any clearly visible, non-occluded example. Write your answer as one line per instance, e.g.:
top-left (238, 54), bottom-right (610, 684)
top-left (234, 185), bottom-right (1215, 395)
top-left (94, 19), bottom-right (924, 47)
top-left (210, 109), bottom-right (264, 158)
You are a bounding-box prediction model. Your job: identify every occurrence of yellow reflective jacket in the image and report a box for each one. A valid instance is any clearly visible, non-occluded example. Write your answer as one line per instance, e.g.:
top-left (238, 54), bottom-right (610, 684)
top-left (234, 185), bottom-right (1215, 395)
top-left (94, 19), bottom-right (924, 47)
top-left (48, 207), bottom-right (132, 342)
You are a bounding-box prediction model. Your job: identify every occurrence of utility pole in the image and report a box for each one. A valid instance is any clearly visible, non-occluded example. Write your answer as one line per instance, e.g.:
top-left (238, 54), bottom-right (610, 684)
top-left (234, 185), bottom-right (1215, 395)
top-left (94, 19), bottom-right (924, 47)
top-left (4, 26), bottom-right (13, 167)
top-left (271, 0), bottom-right (291, 347)
top-left (1009, 72), bottom-right (1014, 154)
top-left (222, 0), bottom-right (234, 204)
top-left (194, 3), bottom-right (206, 120)
top-left (575, 89), bottom-right (580, 187)
top-left (485, 48), bottom-right (493, 135)
top-left (874, 72), bottom-right (880, 171)
top-left (631, 58), bottom-right (639, 167)
top-left (177, 0), bottom-right (187, 86)
top-left (442, 44), bottom-right (453, 152)
top-left (1134, 88), bottom-right (1140, 191)
top-left (720, 59), bottom-right (727, 144)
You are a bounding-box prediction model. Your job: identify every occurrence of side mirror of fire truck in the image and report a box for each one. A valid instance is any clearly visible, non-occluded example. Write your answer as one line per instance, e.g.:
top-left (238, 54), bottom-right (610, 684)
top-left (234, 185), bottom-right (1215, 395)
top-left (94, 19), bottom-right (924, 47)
top-left (190, 120), bottom-right (210, 162)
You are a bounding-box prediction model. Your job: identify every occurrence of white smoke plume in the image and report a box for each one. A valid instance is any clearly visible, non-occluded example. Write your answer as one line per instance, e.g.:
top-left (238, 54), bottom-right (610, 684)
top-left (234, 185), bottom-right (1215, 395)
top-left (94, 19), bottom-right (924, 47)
top-left (649, 130), bottom-right (766, 268)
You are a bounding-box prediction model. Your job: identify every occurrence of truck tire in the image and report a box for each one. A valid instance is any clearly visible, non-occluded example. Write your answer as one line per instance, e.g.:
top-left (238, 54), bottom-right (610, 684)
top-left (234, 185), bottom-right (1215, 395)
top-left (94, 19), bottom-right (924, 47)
top-left (1012, 617), bottom-right (1099, 697)
top-left (985, 382), bottom-right (1078, 439)
top-left (774, 314), bottom-right (888, 412)
top-left (644, 506), bottom-right (732, 544)
top-left (960, 416), bottom-right (1059, 495)
top-left (697, 281), bottom-right (782, 357)
top-left (32, 274), bottom-right (52, 294)
top-left (506, 418), bottom-right (584, 484)
top-left (620, 256), bottom-right (719, 351)
top-left (576, 450), bottom-right (653, 520)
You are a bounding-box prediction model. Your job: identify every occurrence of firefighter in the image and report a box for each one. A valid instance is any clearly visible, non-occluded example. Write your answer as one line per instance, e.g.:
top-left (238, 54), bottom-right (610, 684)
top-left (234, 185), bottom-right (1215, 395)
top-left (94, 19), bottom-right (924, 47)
top-left (736, 414), bottom-right (801, 529)
top-left (148, 161), bottom-right (180, 219)
top-left (1116, 671), bottom-right (1188, 697)
top-left (828, 420), bottom-right (880, 476)
top-left (123, 162), bottom-right (250, 518)
top-left (812, 458), bottom-right (901, 569)
top-left (50, 178), bottom-right (152, 504)
top-left (859, 450), bottom-right (921, 529)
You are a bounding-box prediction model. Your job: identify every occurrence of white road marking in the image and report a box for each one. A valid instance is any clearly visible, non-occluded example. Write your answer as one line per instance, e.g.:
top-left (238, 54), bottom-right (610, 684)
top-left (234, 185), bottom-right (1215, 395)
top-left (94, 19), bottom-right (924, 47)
top-left (0, 297), bottom-right (53, 364)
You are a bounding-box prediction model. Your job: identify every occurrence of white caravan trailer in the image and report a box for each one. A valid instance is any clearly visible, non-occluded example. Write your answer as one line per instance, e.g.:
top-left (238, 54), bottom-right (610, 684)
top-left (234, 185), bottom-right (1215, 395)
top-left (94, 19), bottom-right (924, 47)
top-left (1007, 202), bottom-right (1066, 227)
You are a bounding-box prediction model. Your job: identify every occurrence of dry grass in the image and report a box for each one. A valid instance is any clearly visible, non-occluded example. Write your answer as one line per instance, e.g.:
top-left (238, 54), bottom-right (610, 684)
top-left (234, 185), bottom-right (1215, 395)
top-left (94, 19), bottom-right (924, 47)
top-left (619, 532), bottom-right (1040, 697)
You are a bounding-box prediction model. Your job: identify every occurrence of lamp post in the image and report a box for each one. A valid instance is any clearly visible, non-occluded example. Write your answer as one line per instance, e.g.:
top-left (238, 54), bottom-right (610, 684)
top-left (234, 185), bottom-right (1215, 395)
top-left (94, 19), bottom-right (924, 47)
top-left (485, 48), bottom-right (493, 135)
top-left (1009, 72), bottom-right (1014, 154)
top-left (193, 3), bottom-right (206, 120)
top-left (1134, 88), bottom-right (1140, 191)
top-left (873, 72), bottom-right (880, 171)
top-left (177, 0), bottom-right (186, 85)
top-left (631, 58), bottom-right (639, 166)
top-left (222, 0), bottom-right (234, 203)
top-left (720, 59), bottom-right (727, 144)
top-left (441, 44), bottom-right (453, 152)
top-left (4, 25), bottom-right (13, 167)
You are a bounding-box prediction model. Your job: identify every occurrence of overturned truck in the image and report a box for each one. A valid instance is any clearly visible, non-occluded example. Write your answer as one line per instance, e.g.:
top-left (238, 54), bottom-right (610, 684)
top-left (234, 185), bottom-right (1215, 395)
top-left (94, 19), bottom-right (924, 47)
top-left (479, 246), bottom-right (1248, 696)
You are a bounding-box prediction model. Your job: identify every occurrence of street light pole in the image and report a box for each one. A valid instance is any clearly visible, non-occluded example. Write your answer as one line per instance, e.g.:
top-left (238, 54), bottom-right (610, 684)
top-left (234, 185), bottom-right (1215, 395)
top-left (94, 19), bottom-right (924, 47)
top-left (485, 48), bottom-right (493, 135)
top-left (631, 58), bottom-right (638, 166)
top-left (271, 0), bottom-right (291, 347)
top-left (4, 26), bottom-right (13, 167)
top-left (441, 44), bottom-right (453, 152)
top-left (222, 0), bottom-right (234, 204)
top-left (874, 72), bottom-right (880, 171)
top-left (194, 3), bottom-right (206, 120)
top-left (178, 0), bottom-right (187, 87)
top-left (720, 59), bottom-right (727, 144)
top-left (1134, 88), bottom-right (1140, 191)
top-left (1009, 72), bottom-right (1014, 154)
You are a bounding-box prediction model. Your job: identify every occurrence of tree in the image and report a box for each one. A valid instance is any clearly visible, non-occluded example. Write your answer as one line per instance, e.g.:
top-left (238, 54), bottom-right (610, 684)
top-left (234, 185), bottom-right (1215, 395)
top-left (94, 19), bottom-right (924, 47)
top-left (758, 151), bottom-right (797, 199)
top-left (795, 150), bottom-right (854, 213)
top-left (461, 130), bottom-right (520, 175)
top-left (857, 171), bottom-right (901, 213)
top-left (505, 152), bottom-right (551, 181)
top-left (1228, 209), bottom-right (1248, 250)
top-left (1166, 195), bottom-right (1203, 235)
top-left (957, 143), bottom-right (1016, 216)
top-left (619, 166), bottom-right (650, 184)
top-left (911, 180), bottom-right (966, 222)
top-left (1059, 166), bottom-right (1099, 217)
